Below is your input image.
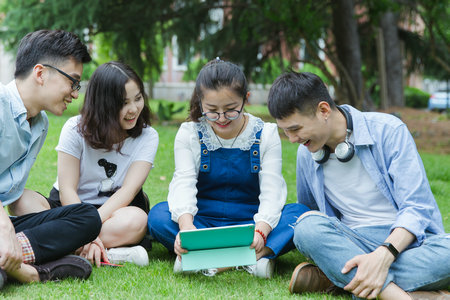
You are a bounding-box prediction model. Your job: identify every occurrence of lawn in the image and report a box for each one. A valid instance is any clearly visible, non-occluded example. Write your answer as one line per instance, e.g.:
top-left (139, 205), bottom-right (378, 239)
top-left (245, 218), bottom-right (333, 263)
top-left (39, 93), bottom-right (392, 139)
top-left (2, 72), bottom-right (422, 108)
top-left (2, 100), bottom-right (449, 299)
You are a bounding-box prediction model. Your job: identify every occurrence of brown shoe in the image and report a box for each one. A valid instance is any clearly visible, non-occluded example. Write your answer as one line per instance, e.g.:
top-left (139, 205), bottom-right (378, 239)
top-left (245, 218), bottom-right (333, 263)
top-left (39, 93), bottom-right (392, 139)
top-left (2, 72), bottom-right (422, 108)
top-left (0, 269), bottom-right (6, 290)
top-left (408, 290), bottom-right (450, 300)
top-left (289, 262), bottom-right (334, 294)
top-left (32, 255), bottom-right (92, 282)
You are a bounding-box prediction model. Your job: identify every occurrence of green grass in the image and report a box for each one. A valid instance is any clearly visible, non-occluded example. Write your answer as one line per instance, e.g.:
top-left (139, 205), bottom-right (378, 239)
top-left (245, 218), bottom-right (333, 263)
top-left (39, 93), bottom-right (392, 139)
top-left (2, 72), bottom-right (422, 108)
top-left (3, 100), bottom-right (449, 299)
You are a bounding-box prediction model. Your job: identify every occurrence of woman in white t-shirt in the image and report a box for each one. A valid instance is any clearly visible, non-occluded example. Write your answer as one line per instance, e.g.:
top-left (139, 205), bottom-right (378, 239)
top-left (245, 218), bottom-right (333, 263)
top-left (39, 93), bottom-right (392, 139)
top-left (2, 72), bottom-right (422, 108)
top-left (47, 61), bottom-right (159, 267)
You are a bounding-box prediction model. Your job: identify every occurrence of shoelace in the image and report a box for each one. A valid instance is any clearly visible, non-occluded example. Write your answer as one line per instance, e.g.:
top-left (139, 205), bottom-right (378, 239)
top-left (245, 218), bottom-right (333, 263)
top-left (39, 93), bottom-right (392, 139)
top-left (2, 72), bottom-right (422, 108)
top-left (201, 269), bottom-right (218, 277)
top-left (106, 249), bottom-right (130, 261)
top-left (235, 265), bottom-right (256, 274)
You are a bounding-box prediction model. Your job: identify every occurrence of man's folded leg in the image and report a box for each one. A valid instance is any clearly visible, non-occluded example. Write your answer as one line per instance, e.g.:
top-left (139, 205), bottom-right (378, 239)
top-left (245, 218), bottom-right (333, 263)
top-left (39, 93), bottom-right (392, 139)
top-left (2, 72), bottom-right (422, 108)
top-left (3, 203), bottom-right (102, 286)
top-left (11, 203), bottom-right (101, 264)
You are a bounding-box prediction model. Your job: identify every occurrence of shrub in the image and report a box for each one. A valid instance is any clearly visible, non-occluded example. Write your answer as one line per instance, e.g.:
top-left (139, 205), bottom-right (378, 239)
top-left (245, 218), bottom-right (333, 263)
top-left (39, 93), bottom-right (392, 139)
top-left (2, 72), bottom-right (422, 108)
top-left (154, 100), bottom-right (185, 122)
top-left (182, 58), bottom-right (209, 82)
top-left (404, 86), bottom-right (430, 108)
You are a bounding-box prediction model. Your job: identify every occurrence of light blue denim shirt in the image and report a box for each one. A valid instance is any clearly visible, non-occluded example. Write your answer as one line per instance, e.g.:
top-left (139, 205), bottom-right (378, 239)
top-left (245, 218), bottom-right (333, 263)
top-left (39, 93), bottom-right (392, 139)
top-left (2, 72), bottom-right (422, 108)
top-left (296, 105), bottom-right (444, 247)
top-left (0, 81), bottom-right (48, 206)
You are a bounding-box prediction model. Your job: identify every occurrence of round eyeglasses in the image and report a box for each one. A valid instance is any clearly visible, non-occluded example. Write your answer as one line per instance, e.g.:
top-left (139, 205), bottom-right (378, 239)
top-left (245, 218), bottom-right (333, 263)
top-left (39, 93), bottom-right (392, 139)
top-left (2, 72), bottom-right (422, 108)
top-left (201, 100), bottom-right (245, 122)
top-left (42, 64), bottom-right (81, 91)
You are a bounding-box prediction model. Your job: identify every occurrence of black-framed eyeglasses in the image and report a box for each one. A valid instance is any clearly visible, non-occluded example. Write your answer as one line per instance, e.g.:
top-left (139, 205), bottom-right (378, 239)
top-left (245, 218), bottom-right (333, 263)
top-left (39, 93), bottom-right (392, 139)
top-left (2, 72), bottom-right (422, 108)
top-left (42, 64), bottom-right (81, 91)
top-left (201, 99), bottom-right (245, 122)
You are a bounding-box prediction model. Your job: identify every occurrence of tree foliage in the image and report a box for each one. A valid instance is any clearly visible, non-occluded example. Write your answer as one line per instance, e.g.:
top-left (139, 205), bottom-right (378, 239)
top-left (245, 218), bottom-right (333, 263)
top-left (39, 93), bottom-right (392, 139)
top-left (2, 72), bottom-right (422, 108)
top-left (406, 0), bottom-right (450, 79)
top-left (0, 0), bottom-right (448, 108)
top-left (0, 0), bottom-right (168, 83)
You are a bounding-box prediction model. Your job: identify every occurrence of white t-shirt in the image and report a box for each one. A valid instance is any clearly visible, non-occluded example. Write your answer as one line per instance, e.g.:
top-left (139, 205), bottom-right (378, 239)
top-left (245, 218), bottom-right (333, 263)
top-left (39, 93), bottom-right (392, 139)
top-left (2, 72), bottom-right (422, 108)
top-left (167, 113), bottom-right (287, 229)
top-left (323, 152), bottom-right (397, 229)
top-left (53, 115), bottom-right (159, 205)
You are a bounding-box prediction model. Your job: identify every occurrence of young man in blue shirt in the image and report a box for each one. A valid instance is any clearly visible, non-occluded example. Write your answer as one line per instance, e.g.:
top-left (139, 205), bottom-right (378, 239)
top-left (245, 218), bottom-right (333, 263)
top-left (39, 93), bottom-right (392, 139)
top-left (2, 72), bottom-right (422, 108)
top-left (267, 71), bottom-right (449, 300)
top-left (0, 30), bottom-right (101, 289)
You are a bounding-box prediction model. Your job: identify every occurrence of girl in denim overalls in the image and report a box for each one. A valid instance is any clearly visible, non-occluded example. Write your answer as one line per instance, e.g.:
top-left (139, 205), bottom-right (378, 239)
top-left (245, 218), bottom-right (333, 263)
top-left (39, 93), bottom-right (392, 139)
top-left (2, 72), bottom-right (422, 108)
top-left (149, 59), bottom-right (309, 278)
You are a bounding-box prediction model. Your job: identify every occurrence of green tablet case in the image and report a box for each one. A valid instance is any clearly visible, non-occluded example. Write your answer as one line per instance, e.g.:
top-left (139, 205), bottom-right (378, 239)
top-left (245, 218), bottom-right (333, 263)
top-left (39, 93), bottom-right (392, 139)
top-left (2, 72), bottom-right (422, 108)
top-left (180, 224), bottom-right (256, 271)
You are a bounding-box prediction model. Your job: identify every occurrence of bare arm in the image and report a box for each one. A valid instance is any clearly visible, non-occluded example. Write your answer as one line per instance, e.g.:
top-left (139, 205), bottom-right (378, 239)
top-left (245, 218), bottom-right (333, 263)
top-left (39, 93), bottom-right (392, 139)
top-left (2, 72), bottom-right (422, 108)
top-left (0, 207), bottom-right (22, 272)
top-left (57, 152), bottom-right (82, 206)
top-left (383, 227), bottom-right (416, 254)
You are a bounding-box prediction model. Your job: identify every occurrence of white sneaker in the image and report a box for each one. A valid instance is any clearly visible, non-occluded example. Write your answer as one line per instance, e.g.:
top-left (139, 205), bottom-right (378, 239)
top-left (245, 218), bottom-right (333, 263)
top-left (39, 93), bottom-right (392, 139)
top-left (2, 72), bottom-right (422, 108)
top-left (106, 245), bottom-right (149, 266)
top-left (243, 258), bottom-right (274, 278)
top-left (173, 257), bottom-right (217, 276)
top-left (173, 257), bottom-right (183, 273)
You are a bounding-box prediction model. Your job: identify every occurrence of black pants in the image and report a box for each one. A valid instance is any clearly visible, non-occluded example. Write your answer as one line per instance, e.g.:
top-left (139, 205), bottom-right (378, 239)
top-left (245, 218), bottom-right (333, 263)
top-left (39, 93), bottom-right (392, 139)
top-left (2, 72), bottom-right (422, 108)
top-left (47, 187), bottom-right (150, 214)
top-left (10, 203), bottom-right (101, 264)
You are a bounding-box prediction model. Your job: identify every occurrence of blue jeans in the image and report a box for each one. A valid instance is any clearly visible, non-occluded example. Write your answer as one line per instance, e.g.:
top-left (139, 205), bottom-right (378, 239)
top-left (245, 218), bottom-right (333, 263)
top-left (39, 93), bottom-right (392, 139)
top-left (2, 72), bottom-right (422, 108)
top-left (148, 201), bottom-right (309, 258)
top-left (293, 213), bottom-right (450, 293)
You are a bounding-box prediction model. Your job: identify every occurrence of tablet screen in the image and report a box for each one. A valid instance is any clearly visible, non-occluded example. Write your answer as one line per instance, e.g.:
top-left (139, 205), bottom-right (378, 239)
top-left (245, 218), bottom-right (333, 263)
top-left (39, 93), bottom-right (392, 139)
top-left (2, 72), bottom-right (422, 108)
top-left (180, 224), bottom-right (255, 250)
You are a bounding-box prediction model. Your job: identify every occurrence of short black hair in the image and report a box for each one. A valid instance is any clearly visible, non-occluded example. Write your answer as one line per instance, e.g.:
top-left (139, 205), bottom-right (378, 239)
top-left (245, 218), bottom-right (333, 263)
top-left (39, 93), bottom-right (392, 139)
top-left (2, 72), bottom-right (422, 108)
top-left (14, 29), bottom-right (91, 79)
top-left (267, 71), bottom-right (335, 119)
top-left (189, 59), bottom-right (248, 122)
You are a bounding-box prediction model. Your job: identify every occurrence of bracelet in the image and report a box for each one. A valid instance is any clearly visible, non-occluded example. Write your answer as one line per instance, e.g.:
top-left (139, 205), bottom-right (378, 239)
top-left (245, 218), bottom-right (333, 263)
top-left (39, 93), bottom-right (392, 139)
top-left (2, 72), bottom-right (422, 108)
top-left (380, 242), bottom-right (399, 259)
top-left (255, 229), bottom-right (267, 245)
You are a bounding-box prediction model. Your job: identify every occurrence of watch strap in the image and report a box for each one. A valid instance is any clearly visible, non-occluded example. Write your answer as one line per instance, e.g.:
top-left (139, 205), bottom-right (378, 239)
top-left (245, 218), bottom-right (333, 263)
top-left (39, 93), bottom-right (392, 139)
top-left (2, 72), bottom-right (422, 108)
top-left (381, 242), bottom-right (399, 259)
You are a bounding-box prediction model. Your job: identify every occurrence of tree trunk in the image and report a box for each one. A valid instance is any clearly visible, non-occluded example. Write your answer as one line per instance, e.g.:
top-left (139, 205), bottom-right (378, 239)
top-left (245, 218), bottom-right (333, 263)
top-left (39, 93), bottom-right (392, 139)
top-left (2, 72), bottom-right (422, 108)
top-left (381, 11), bottom-right (404, 107)
top-left (332, 0), bottom-right (364, 109)
top-left (147, 78), bottom-right (154, 99)
top-left (376, 28), bottom-right (389, 110)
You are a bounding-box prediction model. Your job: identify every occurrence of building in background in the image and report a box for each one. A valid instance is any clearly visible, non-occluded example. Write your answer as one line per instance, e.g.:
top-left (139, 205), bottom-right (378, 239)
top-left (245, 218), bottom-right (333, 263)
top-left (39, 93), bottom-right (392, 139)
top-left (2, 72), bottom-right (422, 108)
top-left (0, 43), bottom-right (14, 84)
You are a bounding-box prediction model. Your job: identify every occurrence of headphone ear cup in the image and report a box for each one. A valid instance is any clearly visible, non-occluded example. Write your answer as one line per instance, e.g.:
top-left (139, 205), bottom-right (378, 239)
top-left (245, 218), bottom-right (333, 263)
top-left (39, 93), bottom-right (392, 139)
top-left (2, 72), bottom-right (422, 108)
top-left (311, 145), bottom-right (331, 164)
top-left (335, 141), bottom-right (355, 162)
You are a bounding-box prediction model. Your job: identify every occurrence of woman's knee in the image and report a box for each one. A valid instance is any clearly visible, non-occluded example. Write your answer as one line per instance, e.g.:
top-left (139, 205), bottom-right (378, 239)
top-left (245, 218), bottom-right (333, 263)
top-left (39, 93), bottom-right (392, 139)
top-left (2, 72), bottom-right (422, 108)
top-left (285, 202), bottom-right (311, 215)
top-left (148, 201), bottom-right (169, 218)
top-left (148, 201), bottom-right (170, 228)
top-left (130, 207), bottom-right (148, 229)
top-left (113, 207), bottom-right (148, 232)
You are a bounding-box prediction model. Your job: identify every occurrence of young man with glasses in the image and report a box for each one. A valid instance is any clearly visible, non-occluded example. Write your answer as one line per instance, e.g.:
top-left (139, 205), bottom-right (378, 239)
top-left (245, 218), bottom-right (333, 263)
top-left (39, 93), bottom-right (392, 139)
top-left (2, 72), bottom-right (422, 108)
top-left (42, 64), bottom-right (82, 91)
top-left (0, 30), bottom-right (102, 289)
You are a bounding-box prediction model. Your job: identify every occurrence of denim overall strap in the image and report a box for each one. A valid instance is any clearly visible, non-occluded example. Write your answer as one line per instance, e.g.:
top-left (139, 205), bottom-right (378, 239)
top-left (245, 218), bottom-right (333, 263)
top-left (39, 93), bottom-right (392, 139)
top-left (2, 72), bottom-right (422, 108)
top-left (197, 131), bottom-right (211, 173)
top-left (250, 129), bottom-right (262, 173)
top-left (195, 129), bottom-right (262, 222)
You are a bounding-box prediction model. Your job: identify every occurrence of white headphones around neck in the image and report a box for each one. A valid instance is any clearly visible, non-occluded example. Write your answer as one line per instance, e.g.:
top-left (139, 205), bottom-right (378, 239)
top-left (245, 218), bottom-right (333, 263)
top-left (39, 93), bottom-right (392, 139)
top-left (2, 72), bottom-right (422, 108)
top-left (311, 106), bottom-right (355, 164)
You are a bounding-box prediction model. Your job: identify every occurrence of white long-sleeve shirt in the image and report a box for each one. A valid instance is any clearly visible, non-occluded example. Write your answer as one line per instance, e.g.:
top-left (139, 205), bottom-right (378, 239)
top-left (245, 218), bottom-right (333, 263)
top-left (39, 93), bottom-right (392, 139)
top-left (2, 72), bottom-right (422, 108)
top-left (168, 113), bottom-right (287, 229)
